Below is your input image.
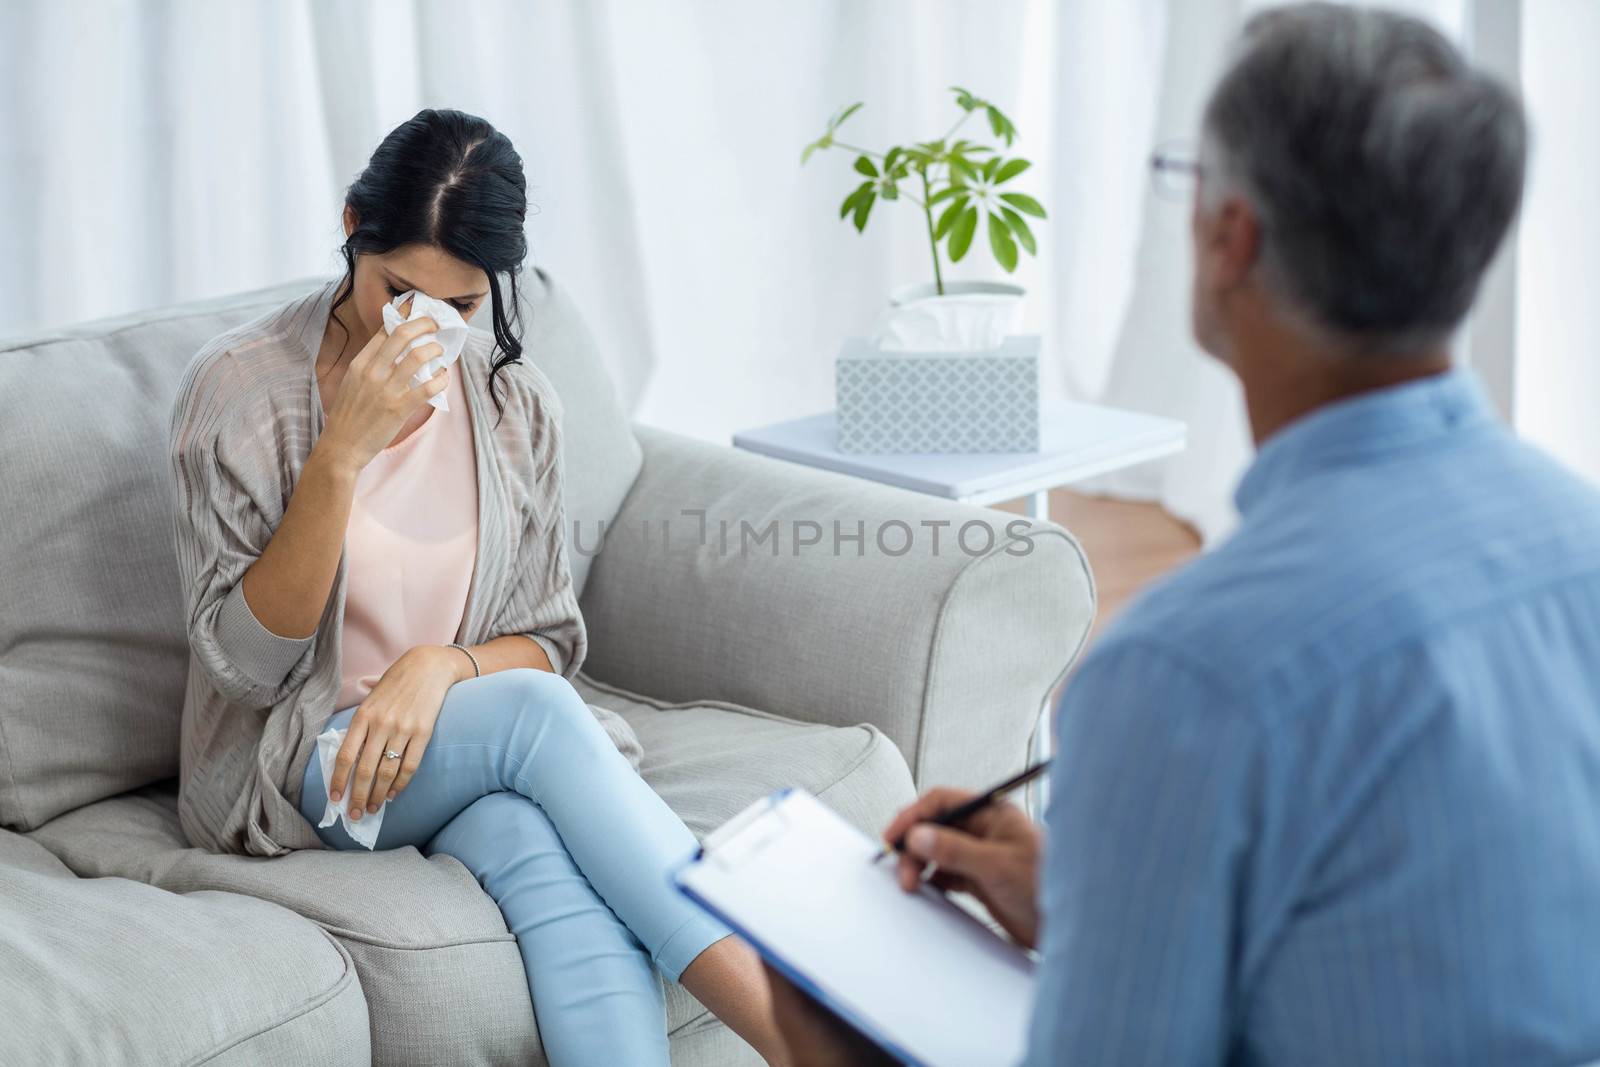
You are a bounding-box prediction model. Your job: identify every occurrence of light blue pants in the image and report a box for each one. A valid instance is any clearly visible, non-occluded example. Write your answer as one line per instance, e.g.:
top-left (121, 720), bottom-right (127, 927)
top-left (296, 668), bottom-right (730, 1066)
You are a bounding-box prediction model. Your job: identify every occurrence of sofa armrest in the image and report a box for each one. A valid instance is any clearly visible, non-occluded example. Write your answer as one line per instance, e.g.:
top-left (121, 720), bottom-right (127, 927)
top-left (578, 426), bottom-right (1097, 791)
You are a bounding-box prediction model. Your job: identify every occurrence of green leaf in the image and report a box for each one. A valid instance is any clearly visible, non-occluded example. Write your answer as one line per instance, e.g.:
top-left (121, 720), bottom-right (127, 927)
top-left (994, 158), bottom-right (1031, 184)
top-left (948, 206), bottom-right (979, 262)
top-left (1000, 206), bottom-right (1036, 255)
top-left (883, 146), bottom-right (903, 173)
top-left (999, 191), bottom-right (1047, 218)
top-left (852, 189), bottom-right (876, 232)
top-left (985, 105), bottom-right (1017, 146)
top-left (880, 180), bottom-right (899, 201)
top-left (988, 212), bottom-right (1019, 271)
top-left (981, 156), bottom-right (1001, 182)
top-left (933, 198), bottom-right (967, 239)
top-left (854, 155), bottom-right (878, 178)
top-left (839, 181), bottom-right (873, 219)
top-left (801, 142), bottom-right (818, 165)
top-left (830, 102), bottom-right (864, 131)
top-left (950, 86), bottom-right (981, 112)
top-left (948, 157), bottom-right (980, 186)
top-left (927, 185), bottom-right (966, 206)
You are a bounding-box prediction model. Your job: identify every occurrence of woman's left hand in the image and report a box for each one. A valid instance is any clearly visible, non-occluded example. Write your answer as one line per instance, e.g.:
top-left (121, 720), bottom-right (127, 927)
top-left (329, 645), bottom-right (465, 818)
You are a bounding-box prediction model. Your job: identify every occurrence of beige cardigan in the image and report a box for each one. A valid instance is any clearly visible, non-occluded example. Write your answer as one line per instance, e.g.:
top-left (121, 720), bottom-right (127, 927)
top-left (166, 277), bottom-right (642, 857)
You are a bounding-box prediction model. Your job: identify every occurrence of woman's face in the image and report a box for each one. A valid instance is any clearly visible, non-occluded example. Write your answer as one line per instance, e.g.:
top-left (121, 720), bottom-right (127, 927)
top-left (339, 206), bottom-right (491, 342)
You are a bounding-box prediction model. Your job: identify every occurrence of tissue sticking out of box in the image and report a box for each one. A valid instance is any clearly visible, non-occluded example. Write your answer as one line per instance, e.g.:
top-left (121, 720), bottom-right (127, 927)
top-left (872, 287), bottom-right (1022, 352)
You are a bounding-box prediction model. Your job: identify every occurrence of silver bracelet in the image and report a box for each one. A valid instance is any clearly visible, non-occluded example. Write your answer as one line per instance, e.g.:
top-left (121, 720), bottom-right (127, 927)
top-left (446, 642), bottom-right (481, 679)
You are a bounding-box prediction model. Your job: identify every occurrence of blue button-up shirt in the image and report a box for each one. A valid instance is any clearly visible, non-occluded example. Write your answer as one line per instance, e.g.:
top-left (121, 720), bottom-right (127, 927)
top-left (1026, 367), bottom-right (1600, 1066)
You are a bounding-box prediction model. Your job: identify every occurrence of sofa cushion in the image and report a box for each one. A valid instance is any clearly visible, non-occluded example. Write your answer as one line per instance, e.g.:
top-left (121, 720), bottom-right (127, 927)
top-left (20, 782), bottom-right (543, 1067)
top-left (0, 271), bottom-right (640, 832)
top-left (0, 827), bottom-right (370, 1066)
top-left (514, 268), bottom-right (643, 594)
top-left (24, 682), bottom-right (916, 1066)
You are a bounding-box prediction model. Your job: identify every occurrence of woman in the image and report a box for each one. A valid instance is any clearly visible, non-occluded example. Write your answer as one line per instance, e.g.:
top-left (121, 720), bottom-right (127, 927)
top-left (168, 108), bottom-right (787, 1065)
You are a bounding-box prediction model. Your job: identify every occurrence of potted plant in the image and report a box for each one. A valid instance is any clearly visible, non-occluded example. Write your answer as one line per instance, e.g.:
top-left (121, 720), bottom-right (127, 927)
top-left (803, 87), bottom-right (1048, 351)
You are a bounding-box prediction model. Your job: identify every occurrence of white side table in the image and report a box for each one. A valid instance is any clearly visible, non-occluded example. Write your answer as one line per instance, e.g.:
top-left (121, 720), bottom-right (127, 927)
top-left (733, 399), bottom-right (1186, 518)
top-left (734, 399), bottom-right (1188, 815)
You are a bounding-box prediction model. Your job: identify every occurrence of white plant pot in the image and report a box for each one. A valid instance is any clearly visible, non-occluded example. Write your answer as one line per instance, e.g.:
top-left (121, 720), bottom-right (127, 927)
top-left (873, 280), bottom-right (1025, 352)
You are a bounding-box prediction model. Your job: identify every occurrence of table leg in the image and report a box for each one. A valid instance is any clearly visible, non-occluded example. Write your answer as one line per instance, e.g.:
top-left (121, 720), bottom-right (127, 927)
top-left (1025, 490), bottom-right (1050, 521)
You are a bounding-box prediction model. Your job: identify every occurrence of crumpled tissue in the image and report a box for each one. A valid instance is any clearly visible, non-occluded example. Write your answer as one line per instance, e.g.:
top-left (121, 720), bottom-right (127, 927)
top-left (381, 289), bottom-right (469, 411)
top-left (316, 725), bottom-right (387, 850)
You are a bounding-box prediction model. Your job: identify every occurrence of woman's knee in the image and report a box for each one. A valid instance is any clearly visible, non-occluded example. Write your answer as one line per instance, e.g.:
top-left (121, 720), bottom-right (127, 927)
top-left (503, 668), bottom-right (606, 739)
top-left (427, 790), bottom-right (566, 865)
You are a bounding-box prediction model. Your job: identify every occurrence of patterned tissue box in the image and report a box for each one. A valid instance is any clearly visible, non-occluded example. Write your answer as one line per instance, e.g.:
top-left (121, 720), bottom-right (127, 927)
top-left (835, 335), bottom-right (1041, 453)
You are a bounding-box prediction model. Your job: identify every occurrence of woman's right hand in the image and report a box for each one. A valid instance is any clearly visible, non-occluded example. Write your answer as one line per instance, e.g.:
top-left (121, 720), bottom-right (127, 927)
top-left (318, 314), bottom-right (451, 471)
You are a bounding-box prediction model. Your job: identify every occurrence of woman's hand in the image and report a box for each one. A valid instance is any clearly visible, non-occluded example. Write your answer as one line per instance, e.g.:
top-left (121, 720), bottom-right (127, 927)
top-left (328, 645), bottom-right (465, 819)
top-left (318, 310), bottom-right (451, 472)
top-left (880, 787), bottom-right (1044, 949)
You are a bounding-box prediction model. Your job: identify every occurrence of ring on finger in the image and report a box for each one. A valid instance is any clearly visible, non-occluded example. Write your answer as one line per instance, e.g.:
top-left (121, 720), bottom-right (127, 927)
top-left (373, 735), bottom-right (409, 806)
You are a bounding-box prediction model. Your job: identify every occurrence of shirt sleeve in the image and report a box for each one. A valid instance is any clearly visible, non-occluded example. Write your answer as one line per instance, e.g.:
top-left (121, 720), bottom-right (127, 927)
top-left (491, 382), bottom-right (587, 679)
top-left (1023, 638), bottom-right (1259, 1067)
top-left (169, 408), bottom-right (318, 708)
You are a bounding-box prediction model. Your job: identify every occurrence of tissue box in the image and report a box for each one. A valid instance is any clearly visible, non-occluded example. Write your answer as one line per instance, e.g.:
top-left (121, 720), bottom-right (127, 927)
top-left (835, 335), bottom-right (1040, 453)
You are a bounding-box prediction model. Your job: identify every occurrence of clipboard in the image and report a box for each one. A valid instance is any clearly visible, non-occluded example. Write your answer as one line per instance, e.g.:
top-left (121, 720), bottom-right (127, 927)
top-left (672, 788), bottom-right (1036, 1067)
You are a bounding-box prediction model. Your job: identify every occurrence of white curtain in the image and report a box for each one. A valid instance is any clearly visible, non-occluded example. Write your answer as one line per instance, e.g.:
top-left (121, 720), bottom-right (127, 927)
top-left (1055, 0), bottom-right (1466, 543)
top-left (0, 0), bottom-right (1582, 548)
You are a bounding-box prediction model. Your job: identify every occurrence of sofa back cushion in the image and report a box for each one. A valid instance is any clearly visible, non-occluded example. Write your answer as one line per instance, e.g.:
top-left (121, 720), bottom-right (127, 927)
top-left (514, 268), bottom-right (643, 592)
top-left (0, 270), bottom-right (639, 832)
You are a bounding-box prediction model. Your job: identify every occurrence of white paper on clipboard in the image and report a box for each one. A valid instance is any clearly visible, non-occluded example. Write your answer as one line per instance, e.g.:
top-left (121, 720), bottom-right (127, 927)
top-left (673, 788), bottom-right (1036, 1067)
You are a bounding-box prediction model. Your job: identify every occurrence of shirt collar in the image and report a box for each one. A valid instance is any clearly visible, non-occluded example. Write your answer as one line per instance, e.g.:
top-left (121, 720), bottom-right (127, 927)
top-left (1234, 365), bottom-right (1497, 517)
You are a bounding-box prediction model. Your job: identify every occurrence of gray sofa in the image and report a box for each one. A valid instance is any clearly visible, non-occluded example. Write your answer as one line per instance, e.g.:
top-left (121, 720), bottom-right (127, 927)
top-left (0, 273), bottom-right (1095, 1065)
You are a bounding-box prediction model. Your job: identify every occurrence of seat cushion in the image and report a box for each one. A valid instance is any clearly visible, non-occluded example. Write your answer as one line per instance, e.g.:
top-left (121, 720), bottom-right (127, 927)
top-left (21, 783), bottom-right (543, 1067)
top-left (0, 827), bottom-right (370, 1066)
top-left (24, 680), bottom-right (916, 1066)
top-left (0, 271), bottom-right (639, 832)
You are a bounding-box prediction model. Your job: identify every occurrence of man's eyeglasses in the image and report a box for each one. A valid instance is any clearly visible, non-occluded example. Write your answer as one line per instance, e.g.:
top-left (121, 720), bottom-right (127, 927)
top-left (1150, 141), bottom-right (1201, 201)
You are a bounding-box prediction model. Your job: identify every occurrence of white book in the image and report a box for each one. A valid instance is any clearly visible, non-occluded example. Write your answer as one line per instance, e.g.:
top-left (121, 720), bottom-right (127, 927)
top-left (673, 788), bottom-right (1037, 1067)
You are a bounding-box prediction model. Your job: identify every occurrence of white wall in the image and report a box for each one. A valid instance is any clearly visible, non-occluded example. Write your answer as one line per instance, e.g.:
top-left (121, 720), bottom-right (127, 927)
top-left (1515, 0), bottom-right (1600, 484)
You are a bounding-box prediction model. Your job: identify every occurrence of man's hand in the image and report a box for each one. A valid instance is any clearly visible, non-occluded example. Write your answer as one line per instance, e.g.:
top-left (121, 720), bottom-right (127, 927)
top-left (881, 787), bottom-right (1043, 949)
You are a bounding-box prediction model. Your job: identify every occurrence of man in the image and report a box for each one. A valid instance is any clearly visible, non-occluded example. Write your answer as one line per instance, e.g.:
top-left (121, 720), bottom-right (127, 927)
top-left (769, 3), bottom-right (1600, 1064)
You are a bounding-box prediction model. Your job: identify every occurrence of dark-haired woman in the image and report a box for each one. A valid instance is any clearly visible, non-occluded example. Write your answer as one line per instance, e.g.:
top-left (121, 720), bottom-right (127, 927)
top-left (168, 109), bottom-right (788, 1065)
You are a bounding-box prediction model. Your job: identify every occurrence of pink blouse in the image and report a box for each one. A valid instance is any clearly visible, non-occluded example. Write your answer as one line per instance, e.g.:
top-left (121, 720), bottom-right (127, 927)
top-left (334, 358), bottom-right (479, 711)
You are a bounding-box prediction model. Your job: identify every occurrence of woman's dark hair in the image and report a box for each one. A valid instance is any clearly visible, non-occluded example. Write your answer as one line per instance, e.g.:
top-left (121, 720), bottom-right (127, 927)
top-left (328, 108), bottom-right (529, 425)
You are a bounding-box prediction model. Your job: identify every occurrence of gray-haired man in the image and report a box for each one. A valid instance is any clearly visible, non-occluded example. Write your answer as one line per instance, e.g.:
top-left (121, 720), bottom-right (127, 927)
top-left (767, 3), bottom-right (1600, 1064)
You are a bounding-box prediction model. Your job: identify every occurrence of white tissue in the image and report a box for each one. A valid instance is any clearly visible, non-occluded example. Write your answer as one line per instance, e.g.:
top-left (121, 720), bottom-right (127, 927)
top-left (316, 725), bottom-right (387, 850)
top-left (871, 292), bottom-right (1021, 352)
top-left (381, 289), bottom-right (469, 411)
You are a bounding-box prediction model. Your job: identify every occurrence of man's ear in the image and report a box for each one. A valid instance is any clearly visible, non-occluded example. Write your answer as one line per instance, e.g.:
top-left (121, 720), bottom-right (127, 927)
top-left (342, 204), bottom-right (357, 239)
top-left (1211, 195), bottom-right (1262, 292)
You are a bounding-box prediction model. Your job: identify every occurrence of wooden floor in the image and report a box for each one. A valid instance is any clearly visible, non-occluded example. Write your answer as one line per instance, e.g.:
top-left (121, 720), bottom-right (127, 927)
top-left (996, 488), bottom-right (1201, 645)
